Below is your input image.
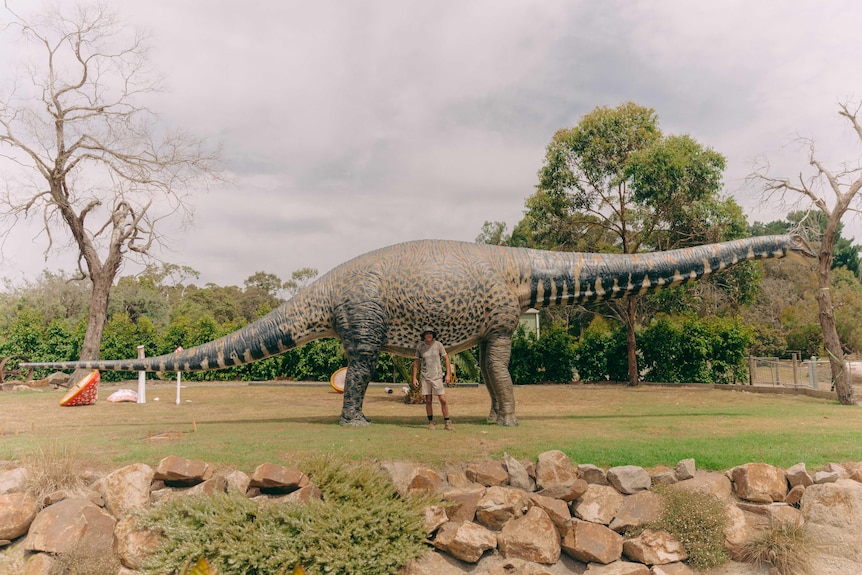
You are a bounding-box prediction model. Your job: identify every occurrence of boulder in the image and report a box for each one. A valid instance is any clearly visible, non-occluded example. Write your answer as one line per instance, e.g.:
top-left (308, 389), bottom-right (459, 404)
top-left (608, 490), bottom-right (663, 533)
top-left (579, 464), bottom-right (608, 485)
top-left (0, 492), bottom-right (39, 539)
top-left (671, 471), bottom-right (732, 500)
top-left (813, 470), bottom-right (840, 484)
top-left (607, 466), bottom-right (651, 494)
top-left (536, 478), bottom-right (588, 502)
top-left (650, 563), bottom-right (695, 575)
top-left (153, 455), bottom-right (212, 486)
top-left (423, 505), bottom-right (449, 535)
top-left (674, 459), bottom-right (696, 481)
top-left (535, 450), bottom-right (579, 490)
top-left (475, 485), bottom-right (530, 530)
top-left (249, 463), bottom-right (310, 493)
top-left (561, 518), bottom-right (623, 564)
top-left (224, 469), bottom-right (251, 494)
top-left (497, 506), bottom-right (560, 564)
top-left (729, 463), bottom-right (787, 503)
top-left (583, 560), bottom-right (650, 574)
top-left (25, 498), bottom-right (116, 554)
top-left (95, 463), bottom-right (154, 518)
top-left (572, 484), bottom-right (625, 525)
top-left (466, 460), bottom-right (509, 487)
top-left (622, 529), bottom-right (687, 565)
top-left (504, 453), bottom-right (535, 492)
top-left (382, 461), bottom-right (444, 495)
top-left (528, 492), bottom-right (571, 536)
top-left (785, 462), bottom-right (813, 487)
top-left (482, 557), bottom-right (557, 575)
top-left (441, 484), bottom-right (485, 522)
top-left (432, 520), bottom-right (496, 563)
top-left (0, 467), bottom-right (28, 495)
top-left (113, 515), bottom-right (161, 570)
top-left (801, 479), bottom-right (862, 565)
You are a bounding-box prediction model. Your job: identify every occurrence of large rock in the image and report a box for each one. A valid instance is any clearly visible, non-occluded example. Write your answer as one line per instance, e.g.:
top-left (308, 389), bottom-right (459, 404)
top-left (399, 550), bottom-right (479, 575)
top-left (572, 484), bottom-right (625, 525)
top-left (475, 486), bottom-right (530, 530)
top-left (0, 492), bottom-right (38, 540)
top-left (583, 560), bottom-right (650, 574)
top-left (504, 453), bottom-right (535, 492)
top-left (423, 505), bottom-right (449, 535)
top-left (561, 518), bottom-right (623, 564)
top-left (579, 464), bottom-right (608, 485)
top-left (608, 490), bottom-right (663, 533)
top-left (622, 529), bottom-right (687, 565)
top-left (95, 463), bottom-right (154, 518)
top-left (442, 484), bottom-right (485, 522)
top-left (607, 466), bottom-right (651, 494)
top-left (0, 467), bottom-right (28, 494)
top-left (528, 492), bottom-right (571, 536)
top-left (153, 455), bottom-right (212, 486)
top-left (249, 463), bottom-right (310, 493)
top-left (432, 520), bottom-right (496, 563)
top-left (496, 506), bottom-right (560, 564)
top-left (785, 462), bottom-right (813, 487)
top-left (537, 479), bottom-right (588, 502)
top-left (466, 460), bottom-right (509, 487)
top-left (482, 557), bottom-right (557, 575)
top-left (535, 450), bottom-right (579, 490)
top-left (729, 463), bottom-right (787, 503)
top-left (674, 459), bottom-right (696, 481)
top-left (381, 461), bottom-right (443, 495)
top-left (25, 498), bottom-right (116, 554)
top-left (651, 564), bottom-right (694, 575)
top-left (670, 471), bottom-right (732, 500)
top-left (801, 479), bottom-right (862, 566)
top-left (113, 515), bottom-right (161, 570)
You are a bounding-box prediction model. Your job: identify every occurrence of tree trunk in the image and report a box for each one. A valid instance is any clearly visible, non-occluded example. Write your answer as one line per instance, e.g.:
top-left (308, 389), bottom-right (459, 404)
top-left (815, 235), bottom-right (854, 404)
top-left (79, 272), bottom-right (112, 361)
top-left (626, 297), bottom-right (639, 386)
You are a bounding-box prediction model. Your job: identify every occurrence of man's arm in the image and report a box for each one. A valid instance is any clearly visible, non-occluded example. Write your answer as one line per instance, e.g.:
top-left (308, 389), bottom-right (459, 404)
top-left (412, 358), bottom-right (420, 387)
top-left (444, 353), bottom-right (452, 384)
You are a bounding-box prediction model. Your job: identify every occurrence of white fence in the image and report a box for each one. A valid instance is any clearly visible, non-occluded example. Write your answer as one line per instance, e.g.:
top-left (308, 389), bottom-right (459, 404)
top-left (747, 356), bottom-right (862, 391)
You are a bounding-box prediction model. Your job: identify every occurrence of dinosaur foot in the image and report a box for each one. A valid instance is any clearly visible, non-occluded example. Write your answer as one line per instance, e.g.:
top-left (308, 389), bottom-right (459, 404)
top-left (339, 409), bottom-right (371, 427)
top-left (496, 414), bottom-right (519, 427)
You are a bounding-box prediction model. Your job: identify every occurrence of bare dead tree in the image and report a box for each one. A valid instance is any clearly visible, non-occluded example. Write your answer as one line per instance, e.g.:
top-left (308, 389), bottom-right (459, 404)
top-left (752, 101), bottom-right (862, 405)
top-left (0, 1), bottom-right (220, 364)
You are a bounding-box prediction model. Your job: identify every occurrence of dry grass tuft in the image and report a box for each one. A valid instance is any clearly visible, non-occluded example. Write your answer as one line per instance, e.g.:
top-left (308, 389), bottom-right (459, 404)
top-left (51, 540), bottom-right (122, 575)
top-left (23, 441), bottom-right (91, 503)
top-left (735, 520), bottom-right (817, 575)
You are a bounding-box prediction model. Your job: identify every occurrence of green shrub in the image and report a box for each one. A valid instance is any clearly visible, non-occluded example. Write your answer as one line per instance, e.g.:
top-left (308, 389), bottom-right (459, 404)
top-left (641, 487), bottom-right (729, 571)
top-left (137, 454), bottom-right (432, 575)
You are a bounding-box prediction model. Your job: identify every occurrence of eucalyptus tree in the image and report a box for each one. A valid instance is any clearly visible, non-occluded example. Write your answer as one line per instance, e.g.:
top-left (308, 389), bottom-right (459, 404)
top-left (531, 102), bottom-right (733, 385)
top-left (0, 2), bottom-right (220, 367)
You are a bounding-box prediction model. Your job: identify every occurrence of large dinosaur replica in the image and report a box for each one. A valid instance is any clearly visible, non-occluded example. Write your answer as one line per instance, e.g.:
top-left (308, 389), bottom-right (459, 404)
top-left (24, 235), bottom-right (814, 426)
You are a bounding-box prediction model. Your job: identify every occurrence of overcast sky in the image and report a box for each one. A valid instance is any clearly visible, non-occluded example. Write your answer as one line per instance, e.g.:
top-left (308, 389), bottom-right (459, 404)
top-left (2, 0), bottom-right (861, 288)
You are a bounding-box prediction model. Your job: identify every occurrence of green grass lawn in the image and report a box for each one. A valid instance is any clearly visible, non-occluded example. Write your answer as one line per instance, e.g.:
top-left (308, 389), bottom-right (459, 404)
top-left (2, 382), bottom-right (860, 473)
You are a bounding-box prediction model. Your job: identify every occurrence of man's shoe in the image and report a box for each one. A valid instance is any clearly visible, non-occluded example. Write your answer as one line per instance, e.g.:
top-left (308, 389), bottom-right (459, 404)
top-left (444, 421), bottom-right (454, 431)
top-left (428, 422), bottom-right (436, 430)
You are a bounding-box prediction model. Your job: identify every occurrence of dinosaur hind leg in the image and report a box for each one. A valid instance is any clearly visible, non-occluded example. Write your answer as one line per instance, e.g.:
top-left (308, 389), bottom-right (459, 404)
top-left (335, 302), bottom-right (386, 426)
top-left (481, 334), bottom-right (518, 426)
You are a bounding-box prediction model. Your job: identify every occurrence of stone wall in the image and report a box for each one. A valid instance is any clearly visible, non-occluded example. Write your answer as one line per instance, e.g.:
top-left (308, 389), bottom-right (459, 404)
top-left (1, 452), bottom-right (861, 575)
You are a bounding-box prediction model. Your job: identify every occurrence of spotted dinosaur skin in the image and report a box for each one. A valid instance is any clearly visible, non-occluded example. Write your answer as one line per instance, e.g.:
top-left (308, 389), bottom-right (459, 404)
top-left (25, 234), bottom-right (814, 426)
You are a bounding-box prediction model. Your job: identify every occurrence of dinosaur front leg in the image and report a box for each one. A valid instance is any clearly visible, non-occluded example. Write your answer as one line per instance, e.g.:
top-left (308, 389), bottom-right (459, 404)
top-left (479, 340), bottom-right (500, 423)
top-left (335, 302), bottom-right (386, 426)
top-left (482, 334), bottom-right (518, 426)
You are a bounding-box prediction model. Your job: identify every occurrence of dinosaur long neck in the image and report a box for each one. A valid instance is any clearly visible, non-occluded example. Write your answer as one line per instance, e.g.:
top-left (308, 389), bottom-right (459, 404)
top-left (523, 235), bottom-right (793, 309)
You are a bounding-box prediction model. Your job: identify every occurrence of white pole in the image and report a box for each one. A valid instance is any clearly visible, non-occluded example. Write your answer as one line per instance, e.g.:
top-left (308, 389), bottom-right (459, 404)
top-left (175, 346), bottom-right (183, 405)
top-left (136, 345), bottom-right (146, 404)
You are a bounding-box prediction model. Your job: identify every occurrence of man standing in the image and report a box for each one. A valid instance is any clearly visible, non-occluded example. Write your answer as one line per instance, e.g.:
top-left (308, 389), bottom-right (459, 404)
top-left (413, 327), bottom-right (453, 430)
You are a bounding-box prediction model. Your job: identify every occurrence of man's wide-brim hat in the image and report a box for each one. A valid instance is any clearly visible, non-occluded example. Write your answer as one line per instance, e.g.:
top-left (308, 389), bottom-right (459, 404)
top-left (421, 326), bottom-right (437, 338)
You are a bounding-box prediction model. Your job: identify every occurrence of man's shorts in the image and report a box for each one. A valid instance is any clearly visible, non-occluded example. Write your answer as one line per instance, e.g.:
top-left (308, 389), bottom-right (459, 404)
top-left (421, 378), bottom-right (446, 396)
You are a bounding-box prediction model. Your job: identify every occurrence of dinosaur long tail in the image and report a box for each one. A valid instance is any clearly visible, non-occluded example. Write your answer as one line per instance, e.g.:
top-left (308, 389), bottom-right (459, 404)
top-left (526, 234), bottom-right (814, 308)
top-left (22, 281), bottom-right (335, 372)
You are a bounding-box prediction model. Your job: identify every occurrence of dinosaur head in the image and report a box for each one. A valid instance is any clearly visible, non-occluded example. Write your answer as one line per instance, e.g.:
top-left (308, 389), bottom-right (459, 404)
top-left (786, 233), bottom-right (817, 264)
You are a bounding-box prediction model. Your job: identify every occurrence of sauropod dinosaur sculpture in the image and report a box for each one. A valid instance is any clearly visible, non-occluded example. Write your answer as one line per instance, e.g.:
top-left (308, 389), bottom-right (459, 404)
top-left (24, 234), bottom-right (814, 426)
